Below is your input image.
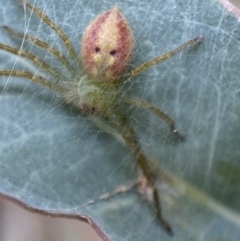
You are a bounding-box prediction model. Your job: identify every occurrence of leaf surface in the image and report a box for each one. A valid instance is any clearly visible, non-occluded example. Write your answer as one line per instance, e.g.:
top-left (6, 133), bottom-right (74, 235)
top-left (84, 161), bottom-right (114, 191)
top-left (0, 0), bottom-right (240, 240)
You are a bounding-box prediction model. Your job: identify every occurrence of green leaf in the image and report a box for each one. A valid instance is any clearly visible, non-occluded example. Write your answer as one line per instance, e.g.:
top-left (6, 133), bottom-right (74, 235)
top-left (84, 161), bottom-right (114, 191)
top-left (0, 0), bottom-right (240, 240)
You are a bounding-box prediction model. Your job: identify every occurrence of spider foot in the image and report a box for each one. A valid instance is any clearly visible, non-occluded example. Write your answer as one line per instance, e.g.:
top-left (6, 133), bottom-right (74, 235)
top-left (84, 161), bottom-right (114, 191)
top-left (171, 128), bottom-right (185, 141)
top-left (194, 35), bottom-right (204, 44)
top-left (156, 213), bottom-right (174, 236)
top-left (138, 174), bottom-right (173, 236)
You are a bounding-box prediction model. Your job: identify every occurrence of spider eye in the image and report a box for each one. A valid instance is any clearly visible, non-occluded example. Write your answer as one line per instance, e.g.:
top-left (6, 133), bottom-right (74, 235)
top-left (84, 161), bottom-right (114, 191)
top-left (95, 47), bottom-right (100, 53)
top-left (110, 50), bottom-right (117, 56)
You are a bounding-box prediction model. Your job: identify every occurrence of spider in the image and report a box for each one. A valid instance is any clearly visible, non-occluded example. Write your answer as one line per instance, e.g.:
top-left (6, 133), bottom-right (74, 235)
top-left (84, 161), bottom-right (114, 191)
top-left (0, 0), bottom-right (203, 236)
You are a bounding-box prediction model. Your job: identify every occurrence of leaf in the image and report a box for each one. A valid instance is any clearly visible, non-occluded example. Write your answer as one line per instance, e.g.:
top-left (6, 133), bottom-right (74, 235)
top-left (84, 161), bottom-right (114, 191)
top-left (0, 0), bottom-right (240, 240)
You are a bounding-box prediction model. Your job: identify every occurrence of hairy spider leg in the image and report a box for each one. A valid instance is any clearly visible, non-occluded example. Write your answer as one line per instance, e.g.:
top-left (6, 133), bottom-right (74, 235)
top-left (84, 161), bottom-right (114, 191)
top-left (114, 35), bottom-right (204, 84)
top-left (113, 36), bottom-right (204, 140)
top-left (129, 35), bottom-right (203, 78)
top-left (122, 95), bottom-right (184, 140)
top-left (80, 180), bottom-right (139, 207)
top-left (111, 114), bottom-right (173, 236)
top-left (19, 0), bottom-right (78, 62)
top-left (0, 43), bottom-right (69, 81)
top-left (1, 25), bottom-right (74, 73)
top-left (0, 70), bottom-right (68, 94)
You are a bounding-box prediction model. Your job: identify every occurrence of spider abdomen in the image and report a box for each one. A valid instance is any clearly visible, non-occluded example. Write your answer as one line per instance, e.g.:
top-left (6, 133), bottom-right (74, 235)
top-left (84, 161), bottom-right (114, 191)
top-left (81, 7), bottom-right (134, 82)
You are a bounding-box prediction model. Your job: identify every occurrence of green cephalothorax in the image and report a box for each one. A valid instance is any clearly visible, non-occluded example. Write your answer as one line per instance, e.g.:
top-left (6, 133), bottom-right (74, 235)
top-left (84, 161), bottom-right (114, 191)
top-left (77, 76), bottom-right (117, 116)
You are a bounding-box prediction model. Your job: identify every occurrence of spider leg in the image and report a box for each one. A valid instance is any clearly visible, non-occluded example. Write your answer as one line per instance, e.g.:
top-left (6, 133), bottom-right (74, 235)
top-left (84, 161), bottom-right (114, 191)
top-left (122, 96), bottom-right (184, 140)
top-left (0, 70), bottom-right (67, 95)
top-left (19, 0), bottom-right (78, 62)
top-left (80, 180), bottom-right (139, 207)
top-left (0, 43), bottom-right (69, 81)
top-left (111, 114), bottom-right (173, 236)
top-left (1, 25), bottom-right (75, 74)
top-left (114, 36), bottom-right (203, 84)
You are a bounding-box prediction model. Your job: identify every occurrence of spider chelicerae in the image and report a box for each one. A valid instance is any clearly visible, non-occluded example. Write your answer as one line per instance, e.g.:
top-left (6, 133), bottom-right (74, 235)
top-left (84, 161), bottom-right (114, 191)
top-left (0, 0), bottom-right (203, 236)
